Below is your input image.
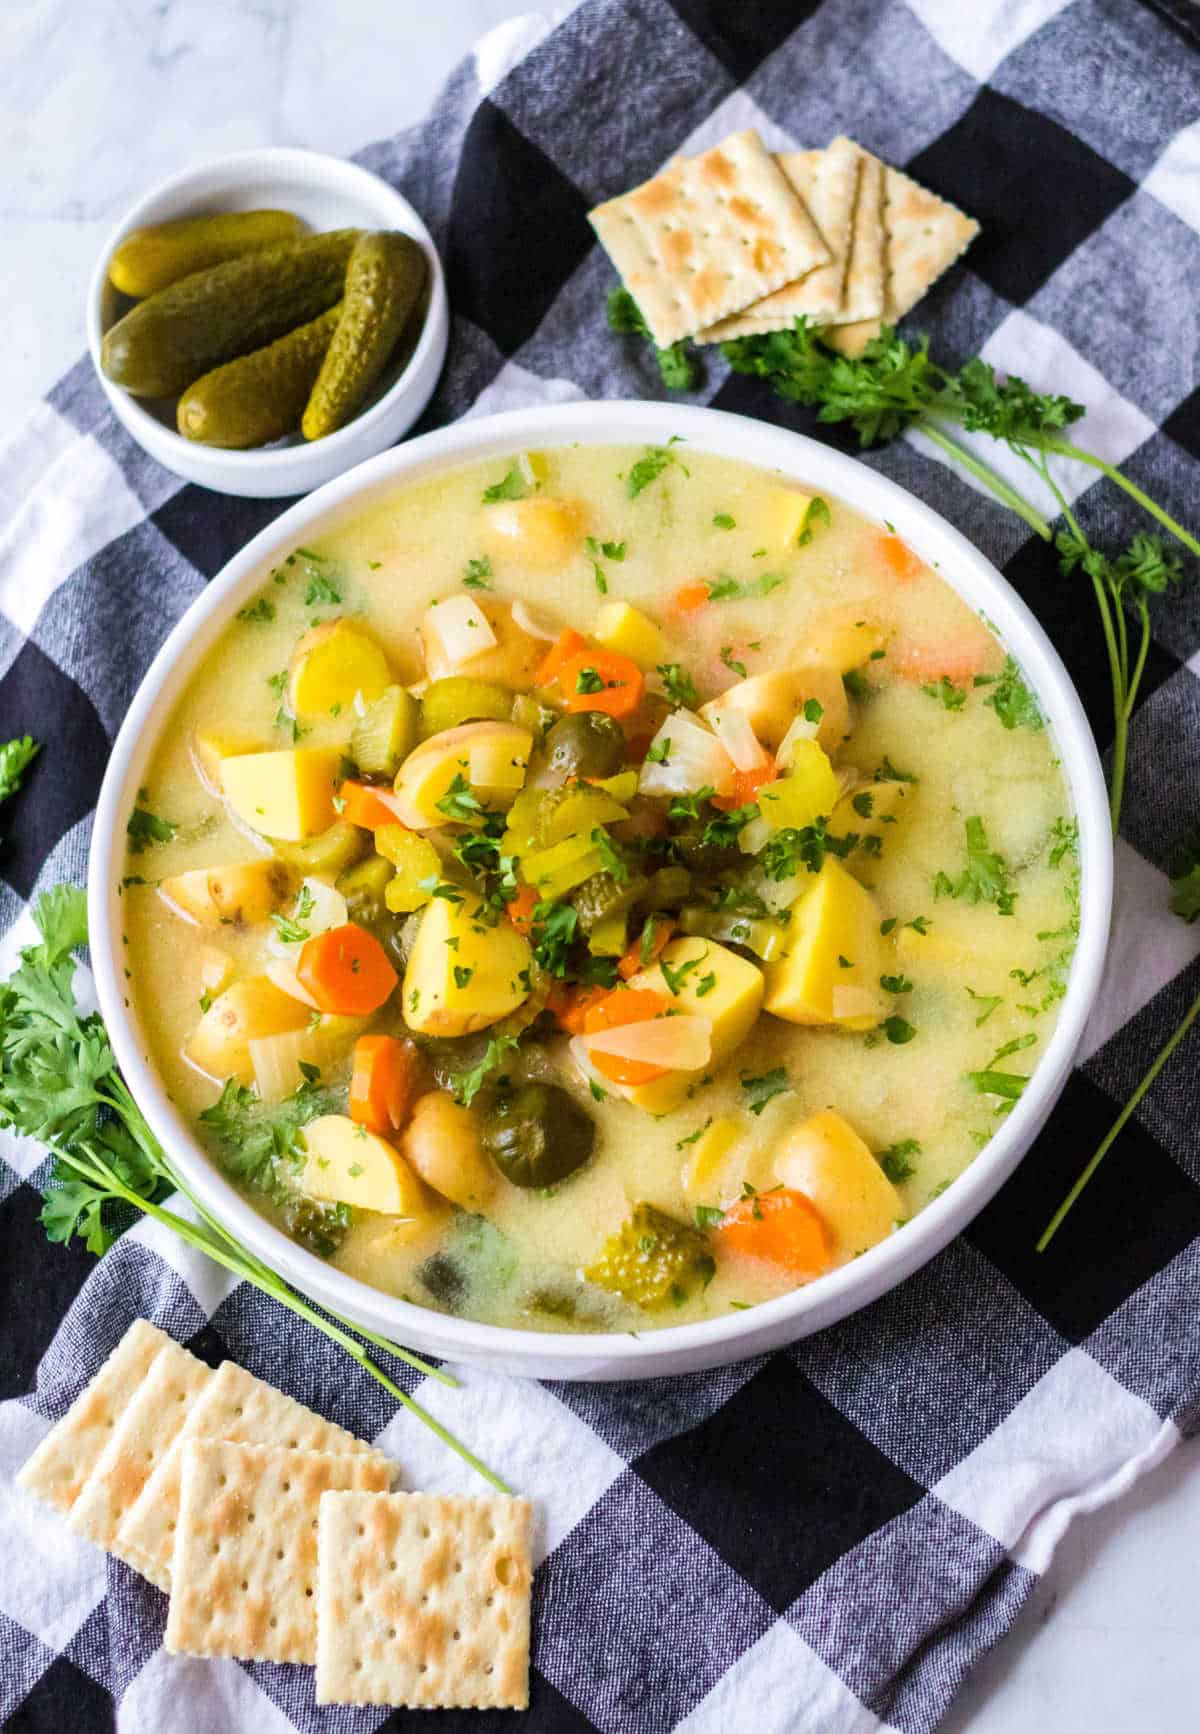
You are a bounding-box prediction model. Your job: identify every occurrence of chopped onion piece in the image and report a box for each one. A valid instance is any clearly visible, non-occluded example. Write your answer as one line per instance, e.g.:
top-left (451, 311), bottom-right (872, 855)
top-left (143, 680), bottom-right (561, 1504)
top-left (511, 598), bottom-right (559, 642)
top-left (422, 593), bottom-right (497, 672)
top-left (583, 1014), bottom-right (712, 1070)
top-left (738, 814), bottom-right (772, 856)
top-left (250, 1028), bottom-right (322, 1103)
top-left (264, 956), bottom-right (321, 1009)
top-left (832, 985), bottom-right (881, 1022)
top-left (775, 711), bottom-right (821, 769)
top-left (638, 709), bottom-right (735, 797)
top-left (708, 705), bottom-right (768, 772)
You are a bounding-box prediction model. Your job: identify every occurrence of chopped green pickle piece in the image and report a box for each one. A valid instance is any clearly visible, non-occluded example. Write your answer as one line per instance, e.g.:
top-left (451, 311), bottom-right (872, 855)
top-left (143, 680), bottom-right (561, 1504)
top-left (585, 1203), bottom-right (715, 1309)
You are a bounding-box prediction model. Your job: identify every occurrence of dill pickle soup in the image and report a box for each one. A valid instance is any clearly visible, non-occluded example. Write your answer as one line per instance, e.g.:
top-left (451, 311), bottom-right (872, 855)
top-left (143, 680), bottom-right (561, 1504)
top-left (120, 442), bottom-right (1080, 1334)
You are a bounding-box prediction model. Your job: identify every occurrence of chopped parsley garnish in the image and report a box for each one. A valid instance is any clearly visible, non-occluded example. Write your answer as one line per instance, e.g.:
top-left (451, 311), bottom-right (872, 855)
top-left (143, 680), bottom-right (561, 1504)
top-left (462, 556), bottom-right (494, 590)
top-left (982, 656), bottom-right (1043, 731)
top-left (236, 596), bottom-right (274, 624)
top-left (879, 973), bottom-right (912, 994)
top-left (933, 816), bottom-right (1016, 915)
top-left (694, 1204), bottom-right (726, 1229)
top-left (305, 574), bottom-right (341, 606)
top-left (720, 645), bottom-right (747, 678)
top-left (920, 675), bottom-right (966, 711)
top-left (989, 1034), bottom-right (1037, 1065)
top-left (436, 773), bottom-right (484, 823)
top-left (607, 286), bottom-right (700, 392)
top-left (575, 666), bottom-right (605, 695)
top-left (452, 1033), bottom-right (521, 1106)
top-left (851, 791), bottom-right (875, 818)
top-left (482, 466), bottom-right (528, 502)
top-left (531, 900), bottom-right (579, 977)
top-left (796, 496), bottom-right (830, 546)
top-left (965, 987), bottom-right (1002, 1024)
top-left (591, 827), bottom-right (629, 883)
top-left (695, 971), bottom-right (717, 997)
top-left (453, 965), bottom-right (476, 990)
top-left (882, 1016), bottom-right (916, 1044)
top-left (626, 445), bottom-right (677, 497)
top-left (0, 736), bottom-right (39, 805)
top-left (126, 805), bottom-right (177, 853)
top-left (272, 884), bottom-right (316, 944)
top-left (656, 663), bottom-right (699, 707)
top-left (713, 513), bottom-right (736, 529)
top-left (877, 1139), bottom-right (921, 1183)
top-left (706, 572), bottom-right (786, 602)
top-left (741, 1067), bottom-right (791, 1116)
top-left (876, 755), bottom-right (917, 784)
top-left (966, 1069), bottom-right (1027, 1100)
top-left (660, 949), bottom-right (705, 996)
top-left (646, 736), bottom-right (671, 764)
top-left (760, 821), bottom-right (829, 880)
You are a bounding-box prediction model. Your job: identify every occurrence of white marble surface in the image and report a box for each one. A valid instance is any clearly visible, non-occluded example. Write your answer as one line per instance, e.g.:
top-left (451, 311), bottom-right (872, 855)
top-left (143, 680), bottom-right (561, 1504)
top-left (2, 2), bottom-right (1196, 1728)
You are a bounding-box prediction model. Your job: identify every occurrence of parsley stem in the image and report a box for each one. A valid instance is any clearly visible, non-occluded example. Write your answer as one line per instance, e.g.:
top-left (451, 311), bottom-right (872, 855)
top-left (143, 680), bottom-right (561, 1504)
top-left (919, 420), bottom-right (1054, 540)
top-left (1041, 440), bottom-right (1200, 562)
top-left (1038, 983), bottom-right (1200, 1250)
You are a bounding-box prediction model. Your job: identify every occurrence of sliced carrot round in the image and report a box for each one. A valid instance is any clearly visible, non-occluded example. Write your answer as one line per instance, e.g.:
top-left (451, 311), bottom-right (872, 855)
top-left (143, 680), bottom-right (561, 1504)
top-left (875, 534), bottom-right (924, 583)
top-left (535, 627), bottom-right (587, 687)
top-left (711, 758), bottom-right (776, 811)
top-left (560, 650), bottom-right (644, 719)
top-left (582, 986), bottom-right (672, 1084)
top-left (340, 780), bottom-right (404, 830)
top-left (715, 1188), bottom-right (832, 1278)
top-left (673, 581), bottom-right (710, 613)
top-left (504, 883), bottom-right (540, 937)
top-left (297, 922), bottom-right (398, 1016)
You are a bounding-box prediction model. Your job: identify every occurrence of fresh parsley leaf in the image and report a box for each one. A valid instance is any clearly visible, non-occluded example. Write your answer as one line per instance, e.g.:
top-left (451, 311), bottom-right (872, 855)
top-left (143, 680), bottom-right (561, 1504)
top-left (720, 645), bottom-right (747, 678)
top-left (796, 495), bottom-right (831, 546)
top-left (879, 973), bottom-right (913, 994)
top-left (759, 821), bottom-right (829, 880)
top-left (883, 1016), bottom-right (916, 1045)
top-left (607, 286), bottom-right (700, 392)
top-left (878, 1138), bottom-right (921, 1183)
top-left (305, 573), bottom-right (341, 606)
top-left (126, 806), bottom-right (176, 853)
top-left (933, 816), bottom-right (1016, 915)
top-left (920, 675), bottom-right (966, 711)
top-left (852, 791), bottom-right (875, 818)
top-left (272, 883), bottom-right (316, 944)
top-left (741, 1067), bottom-right (790, 1116)
top-left (531, 900), bottom-right (579, 977)
top-left (876, 755), bottom-right (917, 784)
top-left (706, 572), bottom-right (785, 602)
top-left (452, 1033), bottom-right (521, 1106)
top-left (453, 965), bottom-right (475, 990)
top-left (965, 1069), bottom-right (1027, 1100)
top-left (646, 736), bottom-right (671, 764)
top-left (965, 987), bottom-right (1002, 1024)
top-left (436, 774), bottom-right (484, 823)
top-left (462, 556), bottom-right (494, 591)
top-left (660, 949), bottom-right (705, 996)
top-left (236, 596), bottom-right (275, 624)
top-left (575, 666), bottom-right (605, 695)
top-left (982, 656), bottom-right (1043, 730)
top-left (0, 736), bottom-right (39, 806)
top-left (482, 466), bottom-right (528, 503)
top-left (694, 1204), bottom-right (726, 1229)
top-left (656, 663), bottom-right (699, 707)
top-left (591, 827), bottom-right (629, 884)
top-left (626, 445), bottom-right (677, 497)
top-left (713, 513), bottom-right (736, 529)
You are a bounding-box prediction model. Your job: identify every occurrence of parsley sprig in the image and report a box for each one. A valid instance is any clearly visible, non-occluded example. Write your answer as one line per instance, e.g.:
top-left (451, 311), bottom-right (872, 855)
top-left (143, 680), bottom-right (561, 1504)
top-left (2, 888), bottom-right (507, 1492)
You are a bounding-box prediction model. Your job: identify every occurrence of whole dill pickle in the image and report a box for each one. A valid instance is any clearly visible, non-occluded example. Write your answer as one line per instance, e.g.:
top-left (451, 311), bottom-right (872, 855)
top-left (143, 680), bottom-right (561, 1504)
top-left (107, 210), bottom-right (306, 298)
top-left (101, 229), bottom-right (360, 398)
top-left (301, 231), bottom-right (427, 440)
top-left (176, 303), bottom-right (343, 448)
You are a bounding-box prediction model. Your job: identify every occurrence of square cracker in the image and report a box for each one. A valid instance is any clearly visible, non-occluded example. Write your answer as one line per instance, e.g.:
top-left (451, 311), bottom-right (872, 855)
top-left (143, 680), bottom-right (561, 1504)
top-left (589, 129), bottom-right (829, 347)
top-left (66, 1337), bottom-right (211, 1565)
top-left (118, 1357), bottom-right (392, 1591)
top-left (836, 144), bottom-right (887, 323)
top-left (165, 1440), bottom-right (394, 1665)
top-left (698, 136), bottom-right (862, 341)
top-left (822, 154), bottom-right (979, 355)
top-left (315, 1490), bottom-right (532, 1710)
top-left (17, 1319), bottom-right (172, 1518)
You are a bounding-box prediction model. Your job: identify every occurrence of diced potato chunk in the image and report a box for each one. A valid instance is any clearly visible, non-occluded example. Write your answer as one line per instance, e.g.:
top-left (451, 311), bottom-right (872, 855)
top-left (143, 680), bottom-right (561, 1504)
top-left (680, 1113), bottom-right (745, 1204)
top-left (482, 496), bottom-right (585, 568)
top-left (299, 1113), bottom-right (429, 1216)
top-left (618, 938), bottom-right (764, 1113)
top-left (401, 1090), bottom-right (494, 1209)
top-left (594, 601), bottom-right (664, 670)
top-left (760, 484), bottom-right (816, 548)
top-left (774, 1108), bottom-right (902, 1258)
top-left (798, 619), bottom-right (887, 674)
top-left (763, 860), bottom-right (884, 1029)
top-left (758, 740), bottom-right (841, 833)
top-left (420, 599), bottom-right (543, 689)
top-left (220, 747), bottom-right (342, 841)
top-left (287, 618), bottom-right (392, 719)
top-left (702, 666), bottom-right (848, 756)
top-left (185, 976), bottom-right (311, 1083)
top-left (160, 858), bottom-right (291, 927)
top-left (402, 892), bottom-right (532, 1037)
top-left (390, 721), bottom-right (532, 830)
top-left (190, 729), bottom-right (261, 797)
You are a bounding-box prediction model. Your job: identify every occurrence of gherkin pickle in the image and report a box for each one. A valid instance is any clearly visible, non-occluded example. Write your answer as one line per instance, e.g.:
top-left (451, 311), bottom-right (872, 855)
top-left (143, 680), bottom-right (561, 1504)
top-left (420, 677), bottom-right (513, 737)
top-left (584, 1203), bottom-right (715, 1309)
top-left (350, 685), bottom-right (419, 777)
top-left (302, 231), bottom-right (428, 440)
top-left (108, 209), bottom-right (306, 298)
top-left (482, 1083), bottom-right (595, 1189)
top-left (541, 711), bottom-right (627, 784)
top-left (176, 303), bottom-right (342, 448)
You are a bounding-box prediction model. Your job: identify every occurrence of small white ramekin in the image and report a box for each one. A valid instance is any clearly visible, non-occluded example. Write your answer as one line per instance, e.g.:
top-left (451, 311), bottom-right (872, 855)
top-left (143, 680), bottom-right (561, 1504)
top-left (85, 147), bottom-right (449, 499)
top-left (89, 401), bottom-right (1113, 1380)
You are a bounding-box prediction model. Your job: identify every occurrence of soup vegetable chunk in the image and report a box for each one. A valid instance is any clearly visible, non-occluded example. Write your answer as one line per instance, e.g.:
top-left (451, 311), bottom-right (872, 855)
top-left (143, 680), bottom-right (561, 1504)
top-left (122, 444), bottom-right (1079, 1333)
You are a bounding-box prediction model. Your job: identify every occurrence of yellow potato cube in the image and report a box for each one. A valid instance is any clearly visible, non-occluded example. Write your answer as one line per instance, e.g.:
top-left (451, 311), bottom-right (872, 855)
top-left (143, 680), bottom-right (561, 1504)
top-left (403, 892), bottom-right (532, 1037)
top-left (390, 721), bottom-right (532, 829)
top-left (774, 1108), bottom-right (902, 1258)
top-left (299, 1114), bottom-right (429, 1217)
top-left (287, 618), bottom-right (392, 719)
top-left (680, 1113), bottom-right (745, 1204)
top-left (703, 666), bottom-right (849, 756)
top-left (185, 977), bottom-right (311, 1084)
top-left (758, 740), bottom-right (841, 833)
top-left (160, 858), bottom-right (291, 927)
top-left (799, 619), bottom-right (887, 674)
top-left (763, 859), bottom-right (884, 1029)
top-left (618, 938), bottom-right (764, 1113)
top-left (482, 496), bottom-right (585, 568)
top-left (593, 601), bottom-right (665, 670)
top-left (220, 747), bottom-right (342, 841)
top-left (189, 728), bottom-right (261, 797)
top-left (761, 484), bottom-right (816, 548)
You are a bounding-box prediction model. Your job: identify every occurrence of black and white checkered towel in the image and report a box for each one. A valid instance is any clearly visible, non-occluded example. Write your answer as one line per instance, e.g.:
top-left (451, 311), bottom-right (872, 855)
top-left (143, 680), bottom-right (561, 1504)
top-left (3, 1), bottom-right (1199, 1728)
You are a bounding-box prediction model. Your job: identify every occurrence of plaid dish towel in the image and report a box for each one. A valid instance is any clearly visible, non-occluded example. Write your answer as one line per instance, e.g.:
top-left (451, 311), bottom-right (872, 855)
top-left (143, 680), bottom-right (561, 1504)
top-left (3, 2), bottom-right (1200, 1729)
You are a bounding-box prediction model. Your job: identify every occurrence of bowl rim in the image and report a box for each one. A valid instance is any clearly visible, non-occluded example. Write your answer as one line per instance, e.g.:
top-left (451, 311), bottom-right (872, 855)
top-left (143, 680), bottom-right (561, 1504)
top-left (88, 400), bottom-right (1113, 1373)
top-left (84, 145), bottom-right (448, 478)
